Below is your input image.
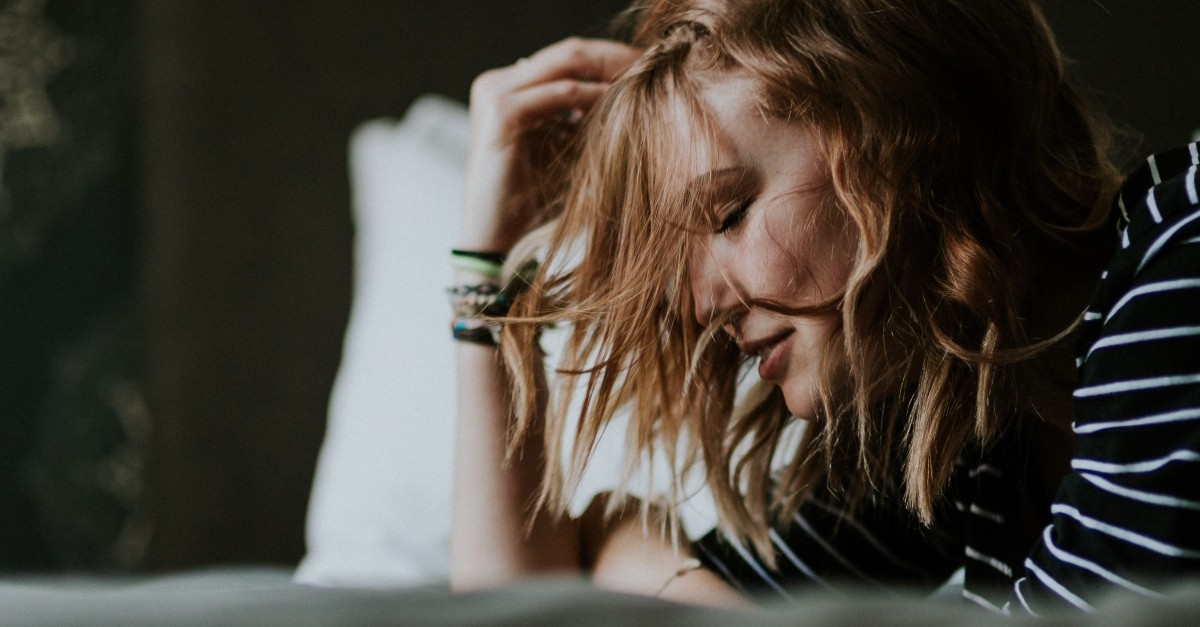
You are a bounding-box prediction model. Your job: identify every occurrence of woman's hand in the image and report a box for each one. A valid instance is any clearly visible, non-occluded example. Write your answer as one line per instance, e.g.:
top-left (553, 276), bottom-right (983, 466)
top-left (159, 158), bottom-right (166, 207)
top-left (459, 38), bottom-right (641, 253)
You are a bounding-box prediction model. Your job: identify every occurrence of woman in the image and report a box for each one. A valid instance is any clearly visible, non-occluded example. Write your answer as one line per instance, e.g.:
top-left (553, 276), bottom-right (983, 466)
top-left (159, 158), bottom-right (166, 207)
top-left (449, 0), bottom-right (1200, 613)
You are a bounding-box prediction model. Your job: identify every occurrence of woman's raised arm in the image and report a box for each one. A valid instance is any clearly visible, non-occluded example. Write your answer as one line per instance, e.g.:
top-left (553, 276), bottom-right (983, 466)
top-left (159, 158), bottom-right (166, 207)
top-left (449, 38), bottom-right (640, 590)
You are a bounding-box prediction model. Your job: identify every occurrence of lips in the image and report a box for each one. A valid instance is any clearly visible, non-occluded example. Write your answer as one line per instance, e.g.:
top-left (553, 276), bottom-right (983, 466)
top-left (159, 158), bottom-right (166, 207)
top-left (737, 330), bottom-right (794, 381)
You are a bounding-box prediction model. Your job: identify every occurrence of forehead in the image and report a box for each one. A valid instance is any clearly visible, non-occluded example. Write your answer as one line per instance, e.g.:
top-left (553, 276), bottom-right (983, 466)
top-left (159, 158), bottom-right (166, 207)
top-left (657, 72), bottom-right (823, 185)
top-left (654, 73), bottom-right (758, 181)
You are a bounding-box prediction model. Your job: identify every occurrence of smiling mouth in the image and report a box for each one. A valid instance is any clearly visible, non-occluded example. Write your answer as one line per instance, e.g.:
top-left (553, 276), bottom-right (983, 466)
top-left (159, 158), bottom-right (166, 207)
top-left (738, 330), bottom-right (793, 381)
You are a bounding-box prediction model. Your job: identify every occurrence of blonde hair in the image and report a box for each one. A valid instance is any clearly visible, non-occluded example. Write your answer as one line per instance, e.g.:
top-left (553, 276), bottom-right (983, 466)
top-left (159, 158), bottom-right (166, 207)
top-left (502, 0), bottom-right (1121, 559)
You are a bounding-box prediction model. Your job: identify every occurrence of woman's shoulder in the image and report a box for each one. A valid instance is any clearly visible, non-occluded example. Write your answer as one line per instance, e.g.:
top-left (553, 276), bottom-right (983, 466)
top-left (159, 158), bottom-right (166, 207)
top-left (1114, 142), bottom-right (1200, 248)
top-left (1075, 142), bottom-right (1200, 378)
top-left (1011, 143), bottom-right (1200, 612)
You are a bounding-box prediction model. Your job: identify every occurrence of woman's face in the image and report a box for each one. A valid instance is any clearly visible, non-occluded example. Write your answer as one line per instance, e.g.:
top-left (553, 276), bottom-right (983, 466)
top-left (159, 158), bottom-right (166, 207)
top-left (685, 75), bottom-right (856, 419)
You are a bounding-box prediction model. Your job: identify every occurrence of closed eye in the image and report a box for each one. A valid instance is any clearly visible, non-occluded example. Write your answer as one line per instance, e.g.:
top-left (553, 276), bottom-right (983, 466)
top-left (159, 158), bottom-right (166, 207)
top-left (716, 198), bottom-right (751, 234)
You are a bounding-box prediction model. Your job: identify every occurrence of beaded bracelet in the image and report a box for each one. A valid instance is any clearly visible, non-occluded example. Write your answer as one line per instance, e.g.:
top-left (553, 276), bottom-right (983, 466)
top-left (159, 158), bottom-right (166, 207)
top-left (446, 283), bottom-right (513, 318)
top-left (447, 283), bottom-right (508, 346)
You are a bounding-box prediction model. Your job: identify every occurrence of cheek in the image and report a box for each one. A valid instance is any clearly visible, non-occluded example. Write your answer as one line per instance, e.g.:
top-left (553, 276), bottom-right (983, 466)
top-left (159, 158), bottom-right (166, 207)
top-left (777, 208), bottom-right (855, 301)
top-left (755, 220), bottom-right (850, 304)
top-left (813, 203), bottom-right (858, 288)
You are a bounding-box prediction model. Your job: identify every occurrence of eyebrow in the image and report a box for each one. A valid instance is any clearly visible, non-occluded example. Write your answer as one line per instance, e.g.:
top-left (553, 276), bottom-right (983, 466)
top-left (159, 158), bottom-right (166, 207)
top-left (687, 166), bottom-right (752, 191)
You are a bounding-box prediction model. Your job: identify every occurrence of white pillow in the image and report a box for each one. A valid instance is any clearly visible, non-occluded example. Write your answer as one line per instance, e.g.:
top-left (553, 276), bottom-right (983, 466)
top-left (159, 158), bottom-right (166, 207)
top-left (296, 95), bottom-right (720, 588)
top-left (296, 96), bottom-right (468, 587)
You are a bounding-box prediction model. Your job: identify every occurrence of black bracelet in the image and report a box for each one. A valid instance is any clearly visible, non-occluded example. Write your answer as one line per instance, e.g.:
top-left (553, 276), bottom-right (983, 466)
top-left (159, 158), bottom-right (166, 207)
top-left (450, 249), bottom-right (506, 266)
top-left (451, 318), bottom-right (498, 346)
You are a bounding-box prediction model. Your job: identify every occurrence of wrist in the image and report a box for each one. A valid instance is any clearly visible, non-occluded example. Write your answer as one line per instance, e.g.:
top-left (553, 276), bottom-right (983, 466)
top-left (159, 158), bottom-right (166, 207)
top-left (456, 211), bottom-right (525, 254)
top-left (454, 237), bottom-right (513, 256)
top-left (456, 208), bottom-right (517, 253)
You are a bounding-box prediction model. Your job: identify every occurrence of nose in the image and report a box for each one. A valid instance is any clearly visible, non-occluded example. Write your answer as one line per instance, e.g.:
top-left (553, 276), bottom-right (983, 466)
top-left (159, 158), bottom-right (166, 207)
top-left (688, 241), bottom-right (740, 329)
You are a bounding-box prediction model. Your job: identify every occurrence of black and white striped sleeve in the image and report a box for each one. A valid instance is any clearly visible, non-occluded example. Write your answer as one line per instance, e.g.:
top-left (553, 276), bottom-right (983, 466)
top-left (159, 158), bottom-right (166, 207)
top-left (1011, 143), bottom-right (1200, 614)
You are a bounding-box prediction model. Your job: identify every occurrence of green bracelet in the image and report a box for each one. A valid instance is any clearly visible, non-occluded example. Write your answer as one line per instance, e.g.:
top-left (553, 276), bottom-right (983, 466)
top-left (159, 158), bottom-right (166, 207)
top-left (450, 253), bottom-right (502, 278)
top-left (451, 249), bottom-right (506, 265)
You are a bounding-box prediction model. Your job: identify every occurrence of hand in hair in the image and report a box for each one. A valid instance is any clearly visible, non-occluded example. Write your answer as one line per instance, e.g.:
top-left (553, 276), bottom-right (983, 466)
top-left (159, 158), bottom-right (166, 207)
top-left (459, 38), bottom-right (640, 253)
top-left (451, 37), bottom-right (641, 592)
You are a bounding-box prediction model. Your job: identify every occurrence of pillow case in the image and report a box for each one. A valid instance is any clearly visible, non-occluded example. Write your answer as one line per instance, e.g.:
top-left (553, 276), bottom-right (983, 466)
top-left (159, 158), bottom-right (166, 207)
top-left (296, 96), bottom-right (468, 586)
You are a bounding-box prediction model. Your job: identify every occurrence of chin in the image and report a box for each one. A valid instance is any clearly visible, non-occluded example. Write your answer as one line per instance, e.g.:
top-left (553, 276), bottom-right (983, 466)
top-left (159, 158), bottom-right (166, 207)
top-left (781, 384), bottom-right (820, 421)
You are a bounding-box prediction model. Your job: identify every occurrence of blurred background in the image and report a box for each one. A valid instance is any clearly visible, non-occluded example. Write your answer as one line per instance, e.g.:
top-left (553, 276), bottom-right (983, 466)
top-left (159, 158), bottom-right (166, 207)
top-left (0, 0), bottom-right (1196, 574)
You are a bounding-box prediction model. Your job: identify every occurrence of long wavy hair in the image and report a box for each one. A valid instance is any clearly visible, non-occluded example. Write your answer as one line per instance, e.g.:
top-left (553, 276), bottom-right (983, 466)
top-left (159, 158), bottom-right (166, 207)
top-left (500, 0), bottom-right (1121, 559)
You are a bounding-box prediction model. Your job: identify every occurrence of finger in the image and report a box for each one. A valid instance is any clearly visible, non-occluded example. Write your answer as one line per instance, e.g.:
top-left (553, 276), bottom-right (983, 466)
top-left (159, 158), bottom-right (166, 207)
top-left (506, 80), bottom-right (611, 128)
top-left (512, 37), bottom-right (641, 88)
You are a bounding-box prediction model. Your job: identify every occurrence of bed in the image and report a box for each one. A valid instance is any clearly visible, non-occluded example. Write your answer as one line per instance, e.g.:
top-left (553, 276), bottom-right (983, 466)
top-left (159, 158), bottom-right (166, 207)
top-left (6, 570), bottom-right (1200, 625)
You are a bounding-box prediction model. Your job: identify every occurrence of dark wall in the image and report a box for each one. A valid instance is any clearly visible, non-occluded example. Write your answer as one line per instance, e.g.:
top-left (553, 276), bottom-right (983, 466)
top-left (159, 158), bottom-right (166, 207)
top-left (0, 0), bottom-right (136, 571)
top-left (1042, 0), bottom-right (1200, 156)
top-left (136, 0), bottom-right (629, 570)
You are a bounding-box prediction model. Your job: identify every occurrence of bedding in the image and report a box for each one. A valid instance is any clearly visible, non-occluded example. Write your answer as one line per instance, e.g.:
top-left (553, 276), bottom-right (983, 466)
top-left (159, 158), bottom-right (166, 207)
top-left (5, 571), bottom-right (1200, 625)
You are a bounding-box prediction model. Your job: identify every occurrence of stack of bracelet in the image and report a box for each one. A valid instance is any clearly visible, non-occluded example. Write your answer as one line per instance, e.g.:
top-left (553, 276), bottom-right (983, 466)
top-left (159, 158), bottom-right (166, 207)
top-left (448, 249), bottom-right (520, 346)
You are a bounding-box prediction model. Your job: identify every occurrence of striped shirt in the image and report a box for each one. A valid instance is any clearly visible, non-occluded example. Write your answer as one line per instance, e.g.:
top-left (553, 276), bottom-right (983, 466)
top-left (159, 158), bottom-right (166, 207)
top-left (694, 435), bottom-right (1048, 610)
top-left (693, 142), bottom-right (1200, 612)
top-left (1014, 142), bottom-right (1200, 614)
